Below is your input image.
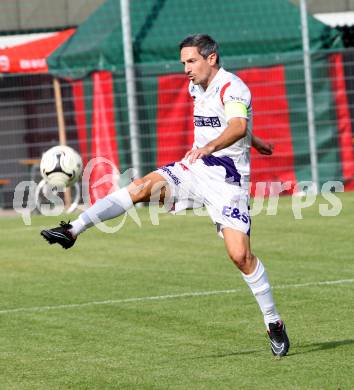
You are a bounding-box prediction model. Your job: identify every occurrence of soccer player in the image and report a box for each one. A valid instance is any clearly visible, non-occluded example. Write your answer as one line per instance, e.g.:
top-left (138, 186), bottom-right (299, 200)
top-left (41, 34), bottom-right (290, 357)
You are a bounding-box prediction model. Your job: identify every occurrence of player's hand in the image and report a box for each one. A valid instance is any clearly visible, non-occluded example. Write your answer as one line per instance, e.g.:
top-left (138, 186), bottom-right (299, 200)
top-left (256, 142), bottom-right (274, 155)
top-left (185, 145), bottom-right (215, 164)
top-left (252, 136), bottom-right (274, 155)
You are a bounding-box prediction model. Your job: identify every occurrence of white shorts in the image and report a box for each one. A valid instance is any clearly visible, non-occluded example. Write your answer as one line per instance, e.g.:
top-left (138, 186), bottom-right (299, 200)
top-left (156, 156), bottom-right (251, 237)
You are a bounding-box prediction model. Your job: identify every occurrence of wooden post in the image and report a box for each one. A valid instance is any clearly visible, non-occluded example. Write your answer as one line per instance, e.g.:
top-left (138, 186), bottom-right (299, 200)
top-left (53, 77), bottom-right (67, 145)
top-left (53, 77), bottom-right (71, 208)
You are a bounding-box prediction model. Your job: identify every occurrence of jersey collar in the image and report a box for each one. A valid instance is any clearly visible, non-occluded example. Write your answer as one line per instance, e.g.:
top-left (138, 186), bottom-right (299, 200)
top-left (201, 67), bottom-right (226, 93)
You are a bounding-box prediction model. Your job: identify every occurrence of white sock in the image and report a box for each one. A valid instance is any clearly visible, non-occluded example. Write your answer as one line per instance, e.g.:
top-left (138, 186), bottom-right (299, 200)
top-left (70, 187), bottom-right (133, 236)
top-left (242, 258), bottom-right (280, 329)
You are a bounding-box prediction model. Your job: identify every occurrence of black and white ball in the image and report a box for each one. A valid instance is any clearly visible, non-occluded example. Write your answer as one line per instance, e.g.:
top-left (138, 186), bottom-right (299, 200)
top-left (40, 145), bottom-right (83, 187)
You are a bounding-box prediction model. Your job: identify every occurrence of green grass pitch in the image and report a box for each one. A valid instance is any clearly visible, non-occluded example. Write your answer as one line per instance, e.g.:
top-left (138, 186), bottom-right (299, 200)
top-left (0, 193), bottom-right (353, 389)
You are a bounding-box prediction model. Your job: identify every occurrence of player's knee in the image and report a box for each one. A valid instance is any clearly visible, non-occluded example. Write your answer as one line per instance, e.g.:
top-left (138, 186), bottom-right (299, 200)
top-left (228, 249), bottom-right (250, 271)
top-left (128, 178), bottom-right (151, 203)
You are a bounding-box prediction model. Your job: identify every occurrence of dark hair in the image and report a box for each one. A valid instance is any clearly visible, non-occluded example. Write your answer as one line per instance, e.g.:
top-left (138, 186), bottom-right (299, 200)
top-left (179, 34), bottom-right (219, 64)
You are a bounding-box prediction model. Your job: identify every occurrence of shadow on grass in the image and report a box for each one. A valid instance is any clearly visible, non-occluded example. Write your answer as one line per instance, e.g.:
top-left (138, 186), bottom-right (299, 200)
top-left (187, 348), bottom-right (263, 360)
top-left (187, 339), bottom-right (354, 360)
top-left (293, 339), bottom-right (354, 356)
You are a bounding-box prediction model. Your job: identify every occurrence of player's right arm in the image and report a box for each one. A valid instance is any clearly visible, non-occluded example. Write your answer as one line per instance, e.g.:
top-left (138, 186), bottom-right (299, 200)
top-left (185, 117), bottom-right (247, 163)
top-left (185, 78), bottom-right (250, 163)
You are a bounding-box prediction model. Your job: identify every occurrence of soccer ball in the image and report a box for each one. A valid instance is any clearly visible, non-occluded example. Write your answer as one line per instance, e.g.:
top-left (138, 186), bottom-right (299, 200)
top-left (40, 145), bottom-right (83, 187)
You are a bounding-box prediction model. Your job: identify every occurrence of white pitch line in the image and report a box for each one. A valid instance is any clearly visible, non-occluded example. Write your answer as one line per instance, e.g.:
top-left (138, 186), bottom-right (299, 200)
top-left (273, 278), bottom-right (354, 290)
top-left (0, 278), bottom-right (353, 316)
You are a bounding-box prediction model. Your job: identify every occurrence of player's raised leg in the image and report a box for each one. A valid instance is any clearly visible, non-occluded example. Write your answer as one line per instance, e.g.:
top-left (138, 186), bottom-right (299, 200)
top-left (40, 172), bottom-right (169, 249)
top-left (222, 227), bottom-right (290, 357)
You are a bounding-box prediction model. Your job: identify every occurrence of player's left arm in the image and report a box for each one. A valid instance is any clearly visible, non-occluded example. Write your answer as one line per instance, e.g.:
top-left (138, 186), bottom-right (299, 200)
top-left (185, 117), bottom-right (247, 163)
top-left (251, 135), bottom-right (274, 155)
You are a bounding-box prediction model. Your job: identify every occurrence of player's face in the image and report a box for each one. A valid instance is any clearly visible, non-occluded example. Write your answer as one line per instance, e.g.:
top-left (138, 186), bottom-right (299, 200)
top-left (180, 46), bottom-right (217, 89)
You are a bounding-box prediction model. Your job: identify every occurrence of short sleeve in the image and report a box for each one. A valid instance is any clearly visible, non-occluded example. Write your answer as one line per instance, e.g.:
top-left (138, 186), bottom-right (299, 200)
top-left (220, 79), bottom-right (251, 108)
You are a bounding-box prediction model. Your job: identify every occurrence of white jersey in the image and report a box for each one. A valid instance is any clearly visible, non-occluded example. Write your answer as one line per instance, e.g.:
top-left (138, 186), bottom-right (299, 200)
top-left (188, 67), bottom-right (253, 187)
top-left (156, 68), bottom-right (253, 237)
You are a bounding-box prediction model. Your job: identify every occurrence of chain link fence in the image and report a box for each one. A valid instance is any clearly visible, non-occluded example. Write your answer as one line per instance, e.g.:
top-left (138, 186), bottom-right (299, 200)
top-left (0, 0), bottom-right (353, 208)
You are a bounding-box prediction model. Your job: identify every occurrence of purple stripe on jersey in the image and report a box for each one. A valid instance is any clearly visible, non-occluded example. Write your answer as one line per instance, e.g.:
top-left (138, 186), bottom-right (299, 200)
top-left (202, 155), bottom-right (241, 185)
top-left (164, 162), bottom-right (176, 168)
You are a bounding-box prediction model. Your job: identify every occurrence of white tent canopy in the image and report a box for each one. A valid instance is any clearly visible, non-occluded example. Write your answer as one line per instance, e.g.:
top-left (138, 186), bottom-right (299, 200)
top-left (314, 11), bottom-right (354, 27)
